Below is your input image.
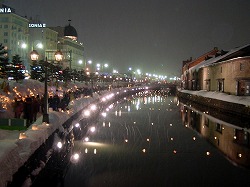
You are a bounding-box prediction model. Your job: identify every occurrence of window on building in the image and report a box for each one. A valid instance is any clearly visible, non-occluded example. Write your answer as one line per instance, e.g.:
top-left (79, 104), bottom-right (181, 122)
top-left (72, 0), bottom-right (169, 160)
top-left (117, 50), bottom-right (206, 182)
top-left (240, 63), bottom-right (245, 71)
top-left (4, 39), bottom-right (8, 43)
top-left (216, 123), bottom-right (223, 134)
top-left (217, 79), bottom-right (224, 92)
top-left (4, 25), bottom-right (8, 29)
top-left (205, 117), bottom-right (209, 127)
top-left (205, 79), bottom-right (211, 91)
top-left (220, 67), bottom-right (222, 73)
top-left (4, 32), bottom-right (8, 36)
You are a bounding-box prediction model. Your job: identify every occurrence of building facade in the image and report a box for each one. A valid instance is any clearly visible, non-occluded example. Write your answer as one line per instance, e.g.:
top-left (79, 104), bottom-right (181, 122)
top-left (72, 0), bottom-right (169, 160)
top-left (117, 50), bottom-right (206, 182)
top-left (181, 48), bottom-right (219, 90)
top-left (181, 44), bottom-right (250, 96)
top-left (50, 23), bottom-right (85, 70)
top-left (29, 18), bottom-right (58, 61)
top-left (1, 3), bottom-right (85, 72)
top-left (0, 4), bottom-right (29, 68)
top-left (201, 56), bottom-right (250, 96)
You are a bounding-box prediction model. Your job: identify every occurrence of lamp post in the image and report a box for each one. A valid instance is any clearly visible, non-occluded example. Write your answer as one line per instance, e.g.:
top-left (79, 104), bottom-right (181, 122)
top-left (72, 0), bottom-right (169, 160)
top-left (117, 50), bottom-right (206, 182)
top-left (30, 50), bottom-right (63, 123)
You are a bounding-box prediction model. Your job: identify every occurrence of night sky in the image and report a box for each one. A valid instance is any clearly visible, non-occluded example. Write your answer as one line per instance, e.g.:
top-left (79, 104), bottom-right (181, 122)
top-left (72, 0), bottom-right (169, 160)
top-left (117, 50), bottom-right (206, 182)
top-left (5, 0), bottom-right (250, 76)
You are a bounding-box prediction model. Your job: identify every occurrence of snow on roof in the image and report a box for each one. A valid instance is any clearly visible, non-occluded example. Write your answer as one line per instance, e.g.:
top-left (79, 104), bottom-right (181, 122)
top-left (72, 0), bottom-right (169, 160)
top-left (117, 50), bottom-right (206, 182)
top-left (189, 44), bottom-right (250, 72)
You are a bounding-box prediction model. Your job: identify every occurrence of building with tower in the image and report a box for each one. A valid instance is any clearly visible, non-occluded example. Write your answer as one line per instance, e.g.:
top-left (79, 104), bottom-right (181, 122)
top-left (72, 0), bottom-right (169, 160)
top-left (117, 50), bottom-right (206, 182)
top-left (49, 20), bottom-right (85, 70)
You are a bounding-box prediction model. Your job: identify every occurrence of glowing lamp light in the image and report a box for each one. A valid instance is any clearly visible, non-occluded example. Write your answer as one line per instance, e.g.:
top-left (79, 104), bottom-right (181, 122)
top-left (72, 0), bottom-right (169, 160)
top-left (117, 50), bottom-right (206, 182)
top-left (73, 153), bottom-right (80, 160)
top-left (54, 50), bottom-right (63, 62)
top-left (57, 141), bottom-right (63, 149)
top-left (36, 42), bottom-right (43, 49)
top-left (90, 126), bottom-right (96, 133)
top-left (21, 43), bottom-right (27, 49)
top-left (19, 133), bottom-right (27, 139)
top-left (84, 110), bottom-right (91, 117)
top-left (30, 50), bottom-right (39, 61)
top-left (75, 123), bottom-right (80, 128)
top-left (142, 149), bottom-right (146, 153)
top-left (70, 153), bottom-right (80, 163)
top-left (90, 104), bottom-right (97, 111)
top-left (32, 124), bottom-right (39, 130)
top-left (84, 137), bottom-right (89, 142)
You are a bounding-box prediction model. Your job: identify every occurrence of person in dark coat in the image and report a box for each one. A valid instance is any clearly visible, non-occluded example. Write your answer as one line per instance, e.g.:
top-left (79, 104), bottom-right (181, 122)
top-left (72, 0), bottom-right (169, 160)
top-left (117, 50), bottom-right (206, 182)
top-left (32, 96), bottom-right (40, 122)
top-left (40, 95), bottom-right (45, 113)
top-left (48, 96), bottom-right (53, 109)
top-left (15, 100), bottom-right (24, 118)
top-left (23, 96), bottom-right (33, 126)
top-left (52, 94), bottom-right (60, 111)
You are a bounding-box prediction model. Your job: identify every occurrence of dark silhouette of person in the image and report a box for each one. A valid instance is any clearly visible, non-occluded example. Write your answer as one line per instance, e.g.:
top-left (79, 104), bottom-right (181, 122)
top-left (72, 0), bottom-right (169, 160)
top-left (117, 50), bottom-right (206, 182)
top-left (52, 94), bottom-right (60, 111)
top-left (32, 96), bottom-right (40, 122)
top-left (23, 96), bottom-right (33, 126)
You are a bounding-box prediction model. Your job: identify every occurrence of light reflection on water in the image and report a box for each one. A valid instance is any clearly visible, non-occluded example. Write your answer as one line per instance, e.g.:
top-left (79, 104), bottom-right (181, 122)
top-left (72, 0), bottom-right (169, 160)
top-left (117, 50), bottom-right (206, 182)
top-left (65, 91), bottom-right (250, 187)
top-left (180, 102), bottom-right (250, 168)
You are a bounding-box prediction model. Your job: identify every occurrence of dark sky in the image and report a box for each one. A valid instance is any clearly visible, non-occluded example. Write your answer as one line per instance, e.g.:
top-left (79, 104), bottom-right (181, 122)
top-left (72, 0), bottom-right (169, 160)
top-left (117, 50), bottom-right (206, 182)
top-left (5, 0), bottom-right (250, 76)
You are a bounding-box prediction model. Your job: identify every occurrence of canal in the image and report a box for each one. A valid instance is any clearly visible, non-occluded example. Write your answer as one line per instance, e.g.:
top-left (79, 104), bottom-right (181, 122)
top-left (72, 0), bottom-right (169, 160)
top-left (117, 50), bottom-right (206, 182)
top-left (34, 89), bottom-right (250, 187)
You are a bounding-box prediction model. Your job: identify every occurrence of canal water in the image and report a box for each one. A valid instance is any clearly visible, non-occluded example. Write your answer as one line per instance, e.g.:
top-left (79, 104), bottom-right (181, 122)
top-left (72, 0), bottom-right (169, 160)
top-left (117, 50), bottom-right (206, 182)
top-left (62, 90), bottom-right (250, 187)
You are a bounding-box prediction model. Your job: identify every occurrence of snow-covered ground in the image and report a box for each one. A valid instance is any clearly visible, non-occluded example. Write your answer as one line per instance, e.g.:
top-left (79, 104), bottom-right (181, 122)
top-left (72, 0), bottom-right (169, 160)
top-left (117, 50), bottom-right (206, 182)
top-left (180, 89), bottom-right (250, 106)
top-left (0, 79), bottom-right (117, 187)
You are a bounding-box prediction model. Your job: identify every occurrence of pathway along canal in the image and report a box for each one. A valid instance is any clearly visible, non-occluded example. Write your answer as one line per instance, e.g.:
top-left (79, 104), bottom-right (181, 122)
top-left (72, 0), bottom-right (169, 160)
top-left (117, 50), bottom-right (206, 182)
top-left (33, 90), bottom-right (250, 187)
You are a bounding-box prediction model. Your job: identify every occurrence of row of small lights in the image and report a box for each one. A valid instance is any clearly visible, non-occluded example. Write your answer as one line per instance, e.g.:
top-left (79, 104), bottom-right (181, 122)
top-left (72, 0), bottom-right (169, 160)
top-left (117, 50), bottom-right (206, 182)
top-left (16, 41), bottom-right (174, 80)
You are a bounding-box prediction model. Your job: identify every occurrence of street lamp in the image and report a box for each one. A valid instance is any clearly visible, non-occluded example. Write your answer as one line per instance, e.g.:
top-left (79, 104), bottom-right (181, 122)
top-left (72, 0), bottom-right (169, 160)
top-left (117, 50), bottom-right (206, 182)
top-left (30, 50), bottom-right (63, 123)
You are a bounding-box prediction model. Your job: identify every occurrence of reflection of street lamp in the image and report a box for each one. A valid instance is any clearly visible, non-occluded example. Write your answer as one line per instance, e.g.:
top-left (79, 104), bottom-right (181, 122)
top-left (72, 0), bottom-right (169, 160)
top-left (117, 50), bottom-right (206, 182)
top-left (30, 50), bottom-right (63, 123)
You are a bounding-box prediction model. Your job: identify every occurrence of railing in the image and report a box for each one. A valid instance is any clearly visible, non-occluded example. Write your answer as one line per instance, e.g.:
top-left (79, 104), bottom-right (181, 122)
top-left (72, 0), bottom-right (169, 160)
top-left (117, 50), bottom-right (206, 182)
top-left (0, 118), bottom-right (27, 127)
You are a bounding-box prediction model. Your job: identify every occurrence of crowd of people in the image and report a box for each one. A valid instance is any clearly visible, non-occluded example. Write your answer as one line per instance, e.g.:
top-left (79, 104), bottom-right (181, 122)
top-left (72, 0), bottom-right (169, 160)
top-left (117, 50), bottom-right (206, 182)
top-left (12, 87), bottom-right (94, 126)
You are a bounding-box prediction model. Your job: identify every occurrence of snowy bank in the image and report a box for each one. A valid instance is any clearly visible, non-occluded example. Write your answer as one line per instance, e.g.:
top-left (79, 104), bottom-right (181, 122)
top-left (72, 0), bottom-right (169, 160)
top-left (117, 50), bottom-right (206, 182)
top-left (0, 93), bottom-right (98, 187)
top-left (0, 83), bottom-right (132, 187)
top-left (180, 89), bottom-right (250, 107)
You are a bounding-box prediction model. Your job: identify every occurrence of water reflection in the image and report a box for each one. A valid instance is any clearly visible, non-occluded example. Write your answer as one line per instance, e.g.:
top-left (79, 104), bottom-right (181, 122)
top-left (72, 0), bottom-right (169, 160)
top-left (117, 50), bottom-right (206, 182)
top-left (180, 102), bottom-right (250, 168)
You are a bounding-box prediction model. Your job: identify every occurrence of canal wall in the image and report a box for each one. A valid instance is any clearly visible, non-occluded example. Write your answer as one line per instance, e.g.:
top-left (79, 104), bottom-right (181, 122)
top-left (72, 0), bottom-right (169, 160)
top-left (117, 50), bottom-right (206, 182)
top-left (177, 90), bottom-right (250, 118)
